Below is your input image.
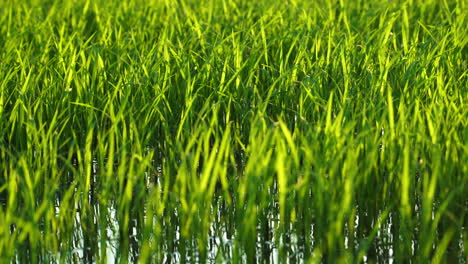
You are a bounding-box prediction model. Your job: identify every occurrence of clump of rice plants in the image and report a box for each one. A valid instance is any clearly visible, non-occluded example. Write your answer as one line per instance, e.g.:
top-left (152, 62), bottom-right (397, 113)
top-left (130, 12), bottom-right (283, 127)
top-left (0, 0), bottom-right (467, 262)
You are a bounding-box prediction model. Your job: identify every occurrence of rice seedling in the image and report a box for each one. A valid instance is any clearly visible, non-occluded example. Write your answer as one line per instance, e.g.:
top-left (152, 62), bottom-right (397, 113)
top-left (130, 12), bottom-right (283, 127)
top-left (0, 0), bottom-right (467, 263)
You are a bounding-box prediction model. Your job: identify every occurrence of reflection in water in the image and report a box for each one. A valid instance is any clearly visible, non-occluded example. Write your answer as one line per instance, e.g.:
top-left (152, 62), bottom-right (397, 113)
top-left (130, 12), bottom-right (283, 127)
top-left (38, 193), bottom-right (465, 263)
top-left (5, 164), bottom-right (465, 263)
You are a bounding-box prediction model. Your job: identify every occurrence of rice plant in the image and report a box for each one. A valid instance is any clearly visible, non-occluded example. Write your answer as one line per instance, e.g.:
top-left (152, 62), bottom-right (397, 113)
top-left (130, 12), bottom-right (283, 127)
top-left (0, 0), bottom-right (467, 263)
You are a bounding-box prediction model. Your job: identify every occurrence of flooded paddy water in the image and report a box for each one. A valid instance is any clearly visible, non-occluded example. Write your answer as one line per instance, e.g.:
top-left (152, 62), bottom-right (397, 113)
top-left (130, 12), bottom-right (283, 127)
top-left (2, 159), bottom-right (465, 264)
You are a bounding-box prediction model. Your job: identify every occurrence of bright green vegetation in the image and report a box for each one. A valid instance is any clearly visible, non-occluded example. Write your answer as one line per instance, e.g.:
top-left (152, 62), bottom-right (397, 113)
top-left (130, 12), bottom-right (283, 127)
top-left (0, 0), bottom-right (467, 262)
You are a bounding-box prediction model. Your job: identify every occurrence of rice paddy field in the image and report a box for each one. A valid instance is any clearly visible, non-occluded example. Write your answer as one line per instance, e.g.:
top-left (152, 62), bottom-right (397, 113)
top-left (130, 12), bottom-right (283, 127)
top-left (0, 0), bottom-right (467, 263)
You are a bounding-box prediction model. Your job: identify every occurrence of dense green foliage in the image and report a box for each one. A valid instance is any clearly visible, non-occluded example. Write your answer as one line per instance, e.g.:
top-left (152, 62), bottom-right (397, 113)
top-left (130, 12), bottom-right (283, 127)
top-left (0, 0), bottom-right (467, 262)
